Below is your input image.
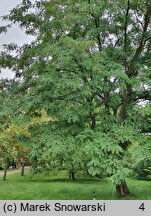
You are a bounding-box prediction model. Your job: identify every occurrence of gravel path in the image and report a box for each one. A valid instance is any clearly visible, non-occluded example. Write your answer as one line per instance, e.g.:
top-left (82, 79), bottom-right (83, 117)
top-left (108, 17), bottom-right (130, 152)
top-left (0, 167), bottom-right (30, 177)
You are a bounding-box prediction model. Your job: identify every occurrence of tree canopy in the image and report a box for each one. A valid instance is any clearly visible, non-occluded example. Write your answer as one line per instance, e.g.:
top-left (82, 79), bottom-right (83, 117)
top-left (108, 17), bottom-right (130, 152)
top-left (0, 0), bottom-right (151, 196)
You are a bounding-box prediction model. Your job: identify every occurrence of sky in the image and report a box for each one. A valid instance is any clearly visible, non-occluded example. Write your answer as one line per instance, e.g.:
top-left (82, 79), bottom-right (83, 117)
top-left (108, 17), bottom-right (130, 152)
top-left (0, 0), bottom-right (34, 79)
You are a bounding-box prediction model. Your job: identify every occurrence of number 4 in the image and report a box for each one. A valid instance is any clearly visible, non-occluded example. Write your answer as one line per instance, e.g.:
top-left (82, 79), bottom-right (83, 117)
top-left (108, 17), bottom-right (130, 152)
top-left (139, 203), bottom-right (145, 211)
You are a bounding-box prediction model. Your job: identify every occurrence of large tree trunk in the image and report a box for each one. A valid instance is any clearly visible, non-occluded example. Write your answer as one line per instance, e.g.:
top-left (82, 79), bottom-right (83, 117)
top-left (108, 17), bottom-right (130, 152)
top-left (116, 180), bottom-right (130, 196)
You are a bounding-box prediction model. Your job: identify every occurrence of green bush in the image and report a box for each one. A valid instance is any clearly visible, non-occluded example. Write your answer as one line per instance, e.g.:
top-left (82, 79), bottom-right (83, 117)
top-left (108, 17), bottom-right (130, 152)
top-left (134, 159), bottom-right (151, 180)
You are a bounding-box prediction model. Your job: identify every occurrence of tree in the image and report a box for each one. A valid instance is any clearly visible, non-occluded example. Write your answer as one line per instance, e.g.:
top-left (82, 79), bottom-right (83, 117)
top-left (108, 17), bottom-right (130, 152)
top-left (28, 121), bottom-right (88, 180)
top-left (0, 126), bottom-right (16, 181)
top-left (0, 0), bottom-right (151, 196)
top-left (0, 121), bottom-right (31, 180)
top-left (0, 79), bottom-right (19, 180)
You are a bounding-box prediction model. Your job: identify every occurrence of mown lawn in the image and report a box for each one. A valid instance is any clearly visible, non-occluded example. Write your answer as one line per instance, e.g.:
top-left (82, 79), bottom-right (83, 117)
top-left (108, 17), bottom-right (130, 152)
top-left (0, 171), bottom-right (151, 200)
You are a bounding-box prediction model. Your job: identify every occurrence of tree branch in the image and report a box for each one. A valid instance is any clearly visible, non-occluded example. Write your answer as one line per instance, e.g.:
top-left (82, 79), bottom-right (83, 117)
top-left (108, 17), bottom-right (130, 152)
top-left (131, 91), bottom-right (151, 102)
top-left (128, 2), bottom-right (151, 74)
top-left (124, 0), bottom-right (130, 55)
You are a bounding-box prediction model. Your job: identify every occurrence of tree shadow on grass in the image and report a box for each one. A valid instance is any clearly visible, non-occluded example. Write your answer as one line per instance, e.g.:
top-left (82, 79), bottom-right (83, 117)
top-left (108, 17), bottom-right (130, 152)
top-left (28, 177), bottom-right (107, 184)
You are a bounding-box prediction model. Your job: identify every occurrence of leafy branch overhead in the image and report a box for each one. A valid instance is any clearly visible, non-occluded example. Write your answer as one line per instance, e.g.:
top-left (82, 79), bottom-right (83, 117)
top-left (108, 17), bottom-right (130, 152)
top-left (0, 0), bottom-right (150, 196)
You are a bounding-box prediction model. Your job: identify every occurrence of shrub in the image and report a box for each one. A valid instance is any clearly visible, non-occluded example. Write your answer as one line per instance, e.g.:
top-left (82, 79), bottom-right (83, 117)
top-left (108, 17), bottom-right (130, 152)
top-left (133, 159), bottom-right (151, 180)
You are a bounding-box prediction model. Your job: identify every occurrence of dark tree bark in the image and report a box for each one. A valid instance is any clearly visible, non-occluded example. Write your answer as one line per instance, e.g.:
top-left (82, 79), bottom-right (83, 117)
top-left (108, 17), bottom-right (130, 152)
top-left (21, 160), bottom-right (25, 176)
top-left (116, 180), bottom-right (131, 196)
top-left (71, 171), bottom-right (75, 181)
top-left (3, 160), bottom-right (9, 181)
top-left (91, 114), bottom-right (96, 130)
top-left (69, 171), bottom-right (75, 181)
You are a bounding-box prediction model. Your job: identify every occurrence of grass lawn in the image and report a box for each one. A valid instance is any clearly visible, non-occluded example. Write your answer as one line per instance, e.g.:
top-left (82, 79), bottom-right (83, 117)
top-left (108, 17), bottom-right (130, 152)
top-left (0, 171), bottom-right (151, 200)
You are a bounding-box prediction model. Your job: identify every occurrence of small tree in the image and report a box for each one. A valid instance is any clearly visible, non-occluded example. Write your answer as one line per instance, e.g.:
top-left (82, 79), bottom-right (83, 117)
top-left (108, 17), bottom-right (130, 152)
top-left (0, 130), bottom-right (14, 181)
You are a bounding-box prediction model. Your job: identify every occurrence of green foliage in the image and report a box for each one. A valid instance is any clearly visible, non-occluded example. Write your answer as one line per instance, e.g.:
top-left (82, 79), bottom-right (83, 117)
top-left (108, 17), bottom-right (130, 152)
top-left (134, 159), bottom-right (151, 180)
top-left (0, 0), bottom-right (151, 194)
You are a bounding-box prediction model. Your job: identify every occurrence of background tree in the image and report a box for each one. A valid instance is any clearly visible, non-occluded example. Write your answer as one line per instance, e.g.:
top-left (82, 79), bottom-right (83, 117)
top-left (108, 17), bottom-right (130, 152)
top-left (0, 126), bottom-right (16, 181)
